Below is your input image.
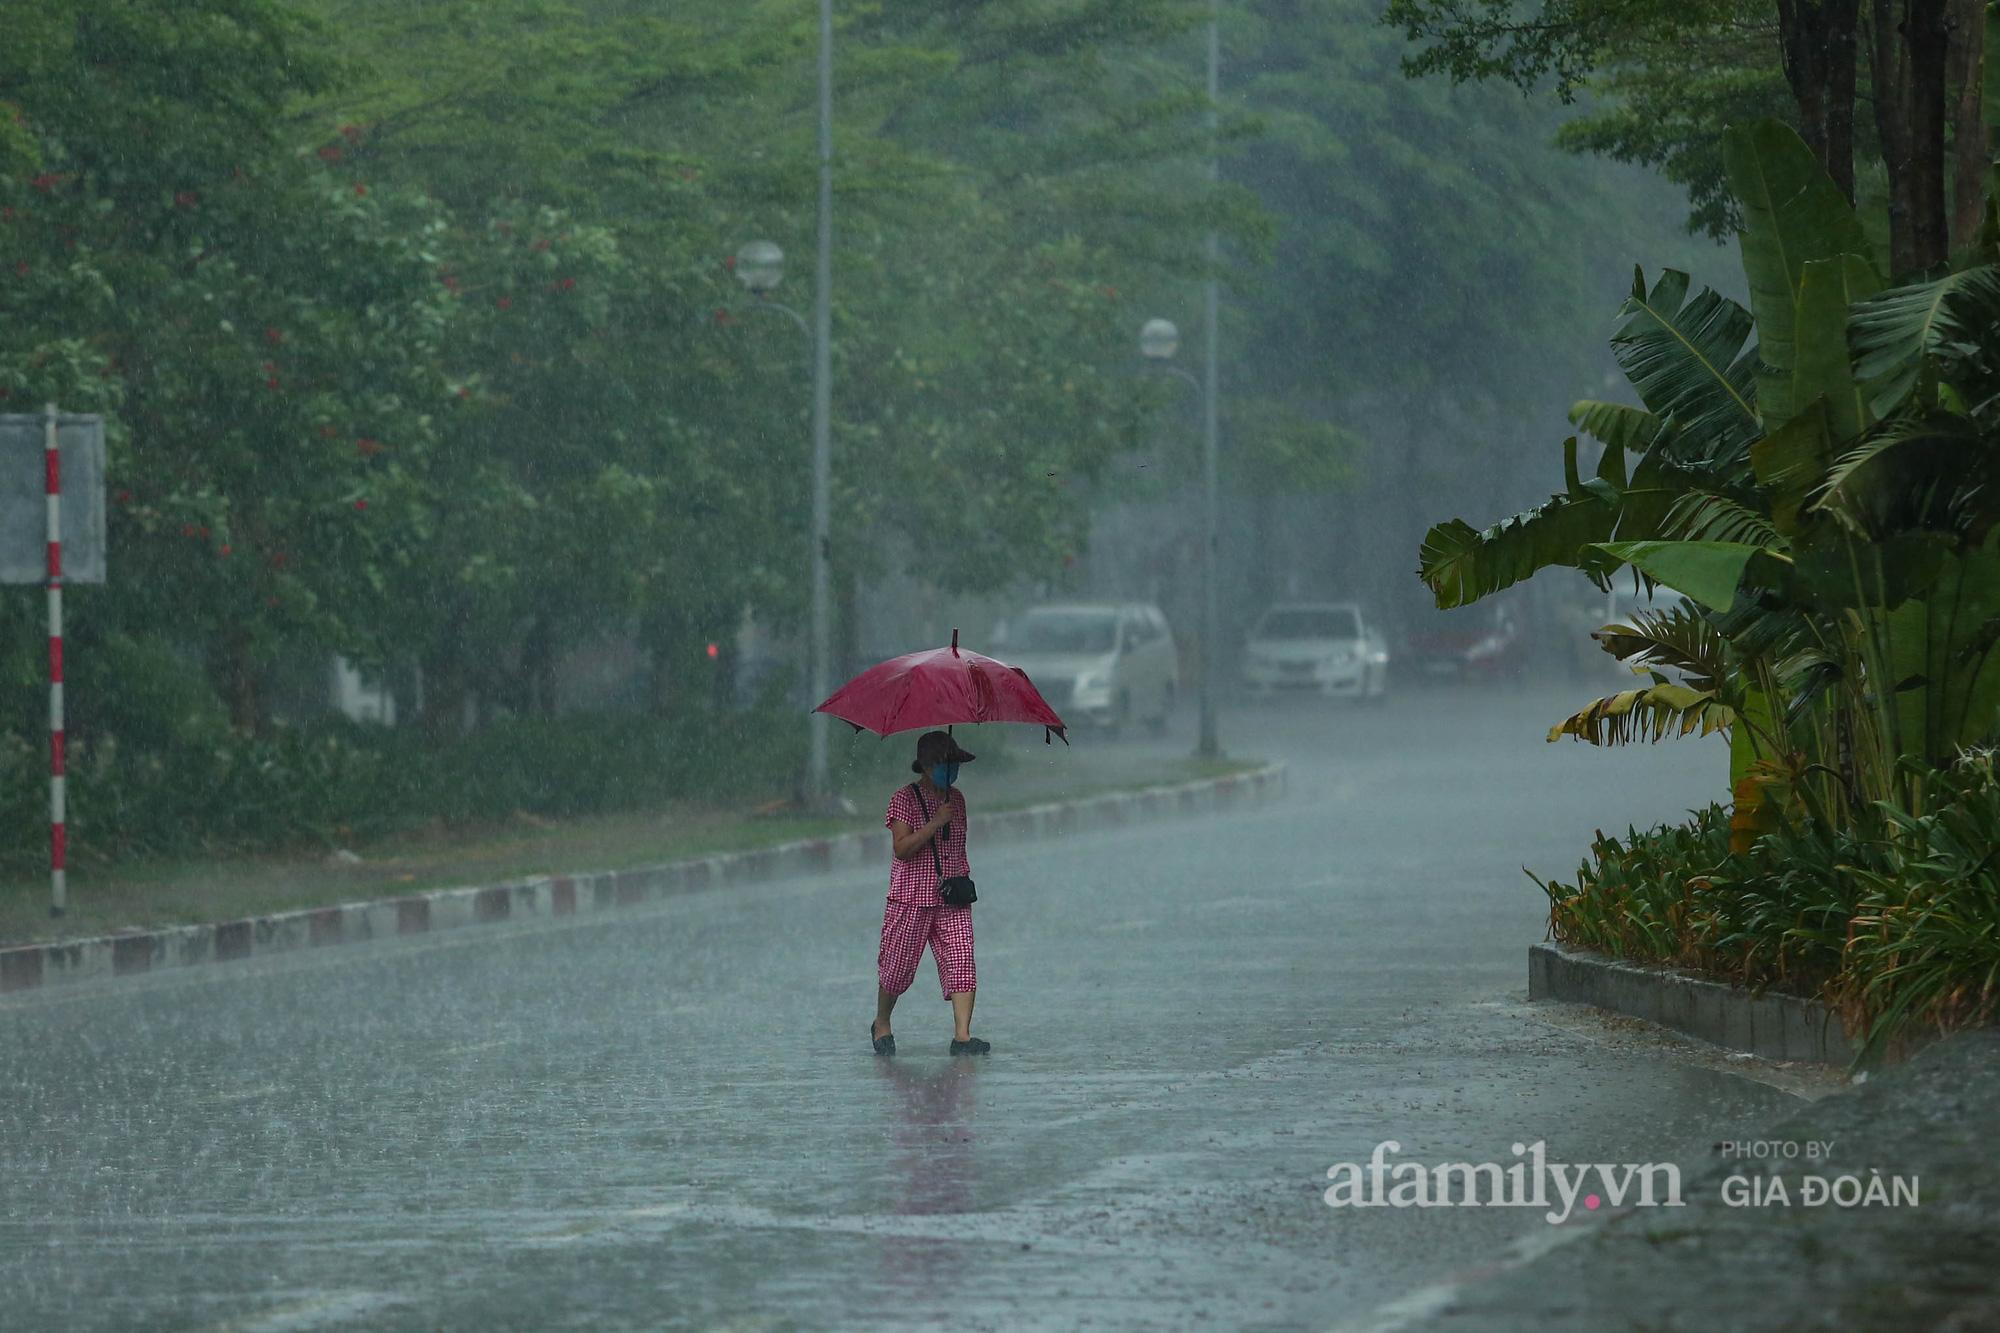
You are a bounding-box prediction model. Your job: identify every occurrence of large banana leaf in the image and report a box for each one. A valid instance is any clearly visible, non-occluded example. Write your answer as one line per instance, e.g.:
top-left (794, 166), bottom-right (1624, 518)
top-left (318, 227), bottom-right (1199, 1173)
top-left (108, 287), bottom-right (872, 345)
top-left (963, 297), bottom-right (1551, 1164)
top-left (1611, 268), bottom-right (1761, 463)
top-left (1849, 264), bottom-right (2000, 413)
top-left (1749, 400), bottom-right (1833, 536)
top-left (1418, 434), bottom-right (1694, 607)
top-left (1883, 532), bottom-right (2000, 762)
top-left (1589, 538), bottom-right (1783, 612)
top-left (1722, 120), bottom-right (1877, 429)
top-left (1546, 682), bottom-right (1736, 745)
top-left (1568, 399), bottom-right (1664, 452)
top-left (1793, 255), bottom-right (1883, 439)
top-left (1419, 435), bottom-right (1618, 607)
top-left (1814, 412), bottom-right (1992, 538)
top-left (1658, 489), bottom-right (1786, 547)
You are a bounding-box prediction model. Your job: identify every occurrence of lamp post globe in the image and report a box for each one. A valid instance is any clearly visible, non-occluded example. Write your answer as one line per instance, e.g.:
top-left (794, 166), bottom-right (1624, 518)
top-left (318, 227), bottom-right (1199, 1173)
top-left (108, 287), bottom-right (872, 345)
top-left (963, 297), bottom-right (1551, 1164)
top-left (1139, 317), bottom-right (1180, 360)
top-left (735, 240), bottom-right (784, 294)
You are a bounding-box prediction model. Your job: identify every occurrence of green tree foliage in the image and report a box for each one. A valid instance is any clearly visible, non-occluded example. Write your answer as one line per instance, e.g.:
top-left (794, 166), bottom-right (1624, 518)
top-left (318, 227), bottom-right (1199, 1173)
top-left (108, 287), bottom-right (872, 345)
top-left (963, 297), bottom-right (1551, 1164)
top-left (1385, 0), bottom-right (1995, 272)
top-left (0, 0), bottom-right (1743, 865)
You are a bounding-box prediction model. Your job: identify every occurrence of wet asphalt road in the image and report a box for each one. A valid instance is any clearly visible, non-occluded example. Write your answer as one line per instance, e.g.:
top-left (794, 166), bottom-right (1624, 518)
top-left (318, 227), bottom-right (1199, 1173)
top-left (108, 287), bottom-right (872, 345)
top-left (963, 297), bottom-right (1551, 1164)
top-left (3, 684), bottom-right (1813, 1331)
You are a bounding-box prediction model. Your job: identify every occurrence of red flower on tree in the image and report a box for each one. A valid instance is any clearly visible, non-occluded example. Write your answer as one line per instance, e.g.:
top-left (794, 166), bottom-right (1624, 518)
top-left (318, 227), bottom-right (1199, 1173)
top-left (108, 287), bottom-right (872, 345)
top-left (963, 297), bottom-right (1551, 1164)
top-left (266, 377), bottom-right (281, 391)
top-left (713, 308), bottom-right (734, 326)
top-left (174, 191), bottom-right (200, 209)
top-left (318, 425), bottom-right (339, 439)
top-left (218, 544), bottom-right (232, 557)
top-left (559, 276), bottom-right (576, 291)
top-left (496, 296), bottom-right (512, 310)
top-left (14, 260), bottom-right (28, 278)
top-left (317, 145), bottom-right (343, 162)
top-left (263, 327), bottom-right (284, 346)
top-left (353, 183), bottom-right (368, 197)
top-left (339, 123), bottom-right (363, 143)
top-left (353, 500), bottom-right (368, 512)
top-left (355, 438), bottom-right (383, 457)
top-left (29, 173), bottom-right (59, 192)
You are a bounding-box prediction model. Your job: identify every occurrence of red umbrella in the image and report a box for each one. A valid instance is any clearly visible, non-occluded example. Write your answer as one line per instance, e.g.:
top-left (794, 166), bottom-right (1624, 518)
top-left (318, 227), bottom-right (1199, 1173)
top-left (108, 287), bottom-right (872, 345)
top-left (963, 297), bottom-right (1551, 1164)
top-left (815, 629), bottom-right (1069, 744)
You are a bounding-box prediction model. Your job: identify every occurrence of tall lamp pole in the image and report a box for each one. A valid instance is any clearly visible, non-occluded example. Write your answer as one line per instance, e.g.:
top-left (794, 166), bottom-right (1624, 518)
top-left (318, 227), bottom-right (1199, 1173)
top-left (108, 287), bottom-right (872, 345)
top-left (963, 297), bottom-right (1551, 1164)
top-left (809, 0), bottom-right (834, 805)
top-left (1140, 318), bottom-right (1221, 759)
top-left (733, 236), bottom-right (830, 805)
top-left (1198, 0), bottom-right (1222, 761)
top-left (732, 0), bottom-right (835, 809)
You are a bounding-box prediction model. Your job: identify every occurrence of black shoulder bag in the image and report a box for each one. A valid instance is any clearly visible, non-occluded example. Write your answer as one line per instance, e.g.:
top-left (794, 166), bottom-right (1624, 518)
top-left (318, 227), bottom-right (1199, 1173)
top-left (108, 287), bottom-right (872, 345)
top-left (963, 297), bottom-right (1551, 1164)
top-left (909, 782), bottom-right (977, 906)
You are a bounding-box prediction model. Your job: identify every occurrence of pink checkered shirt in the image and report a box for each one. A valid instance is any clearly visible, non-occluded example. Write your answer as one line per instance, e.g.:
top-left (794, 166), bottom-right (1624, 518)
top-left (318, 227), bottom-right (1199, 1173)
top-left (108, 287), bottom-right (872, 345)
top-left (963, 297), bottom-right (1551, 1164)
top-left (885, 783), bottom-right (969, 906)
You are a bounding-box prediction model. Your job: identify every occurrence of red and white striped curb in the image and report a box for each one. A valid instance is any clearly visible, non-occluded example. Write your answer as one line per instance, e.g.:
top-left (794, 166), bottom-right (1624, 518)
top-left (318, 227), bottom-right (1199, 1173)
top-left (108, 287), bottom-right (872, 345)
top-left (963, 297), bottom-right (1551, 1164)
top-left (0, 762), bottom-right (1285, 993)
top-left (44, 406), bottom-right (67, 917)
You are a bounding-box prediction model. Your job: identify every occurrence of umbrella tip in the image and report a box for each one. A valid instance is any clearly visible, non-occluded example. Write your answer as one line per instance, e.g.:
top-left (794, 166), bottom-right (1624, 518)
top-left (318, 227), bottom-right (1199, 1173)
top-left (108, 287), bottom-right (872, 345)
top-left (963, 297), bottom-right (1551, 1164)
top-left (951, 627), bottom-right (960, 656)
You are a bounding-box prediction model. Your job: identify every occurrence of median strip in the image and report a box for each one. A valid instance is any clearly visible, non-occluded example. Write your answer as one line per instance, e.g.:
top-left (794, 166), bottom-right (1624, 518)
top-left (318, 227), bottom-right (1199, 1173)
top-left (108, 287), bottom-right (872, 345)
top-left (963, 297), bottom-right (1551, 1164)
top-left (0, 762), bottom-right (1285, 993)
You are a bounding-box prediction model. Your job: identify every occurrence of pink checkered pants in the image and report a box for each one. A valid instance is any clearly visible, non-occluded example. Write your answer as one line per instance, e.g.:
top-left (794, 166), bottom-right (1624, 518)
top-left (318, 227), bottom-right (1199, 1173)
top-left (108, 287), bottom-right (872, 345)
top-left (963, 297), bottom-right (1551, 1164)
top-left (878, 899), bottom-right (976, 1000)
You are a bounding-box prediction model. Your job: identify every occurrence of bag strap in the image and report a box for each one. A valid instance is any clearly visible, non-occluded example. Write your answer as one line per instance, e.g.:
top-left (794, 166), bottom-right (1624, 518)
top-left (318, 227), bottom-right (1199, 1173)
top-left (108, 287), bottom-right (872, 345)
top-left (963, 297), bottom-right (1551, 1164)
top-left (908, 781), bottom-right (946, 882)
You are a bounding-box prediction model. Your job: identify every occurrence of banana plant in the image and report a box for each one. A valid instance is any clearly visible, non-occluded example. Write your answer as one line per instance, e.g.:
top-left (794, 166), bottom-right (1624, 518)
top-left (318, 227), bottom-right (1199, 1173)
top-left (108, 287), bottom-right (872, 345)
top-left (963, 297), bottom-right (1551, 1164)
top-left (1414, 116), bottom-right (2000, 839)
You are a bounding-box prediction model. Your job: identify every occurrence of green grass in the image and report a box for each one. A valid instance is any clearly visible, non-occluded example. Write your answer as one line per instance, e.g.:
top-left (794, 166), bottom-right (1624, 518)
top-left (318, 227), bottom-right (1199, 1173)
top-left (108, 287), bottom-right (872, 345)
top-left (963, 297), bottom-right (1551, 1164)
top-left (0, 755), bottom-right (1267, 946)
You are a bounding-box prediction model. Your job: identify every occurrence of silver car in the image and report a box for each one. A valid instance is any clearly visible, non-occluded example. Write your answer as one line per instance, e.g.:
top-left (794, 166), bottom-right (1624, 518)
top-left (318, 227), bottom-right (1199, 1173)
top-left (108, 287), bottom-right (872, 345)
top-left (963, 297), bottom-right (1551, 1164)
top-left (997, 603), bottom-right (1179, 733)
top-left (1241, 602), bottom-right (1389, 700)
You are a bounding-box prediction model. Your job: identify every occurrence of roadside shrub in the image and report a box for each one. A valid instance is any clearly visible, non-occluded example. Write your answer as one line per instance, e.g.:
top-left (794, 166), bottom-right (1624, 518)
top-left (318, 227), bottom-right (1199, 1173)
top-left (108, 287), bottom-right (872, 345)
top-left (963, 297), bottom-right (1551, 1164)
top-left (1531, 805), bottom-right (1733, 971)
top-left (1538, 753), bottom-right (2000, 1056)
top-left (0, 705), bottom-right (807, 873)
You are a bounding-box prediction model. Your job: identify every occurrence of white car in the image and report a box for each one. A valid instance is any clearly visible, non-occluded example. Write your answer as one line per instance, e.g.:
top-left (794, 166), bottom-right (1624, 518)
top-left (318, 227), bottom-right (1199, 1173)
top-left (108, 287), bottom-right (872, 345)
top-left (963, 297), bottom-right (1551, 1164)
top-left (1242, 602), bottom-right (1389, 700)
top-left (997, 603), bottom-right (1179, 733)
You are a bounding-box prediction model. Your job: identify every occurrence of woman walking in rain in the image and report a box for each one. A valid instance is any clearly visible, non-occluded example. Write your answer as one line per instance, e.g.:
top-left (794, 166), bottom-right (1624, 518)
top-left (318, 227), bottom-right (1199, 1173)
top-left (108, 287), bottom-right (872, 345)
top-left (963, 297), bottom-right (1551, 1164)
top-left (871, 729), bottom-right (990, 1056)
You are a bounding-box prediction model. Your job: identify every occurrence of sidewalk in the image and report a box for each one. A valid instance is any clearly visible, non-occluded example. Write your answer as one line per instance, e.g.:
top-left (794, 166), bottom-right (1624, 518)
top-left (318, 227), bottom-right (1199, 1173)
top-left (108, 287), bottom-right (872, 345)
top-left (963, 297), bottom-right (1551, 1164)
top-left (1378, 1028), bottom-right (2000, 1332)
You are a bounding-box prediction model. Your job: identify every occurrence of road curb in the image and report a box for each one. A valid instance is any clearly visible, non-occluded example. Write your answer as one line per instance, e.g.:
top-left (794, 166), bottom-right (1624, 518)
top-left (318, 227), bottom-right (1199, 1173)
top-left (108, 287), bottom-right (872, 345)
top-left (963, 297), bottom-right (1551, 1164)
top-left (0, 762), bottom-right (1287, 994)
top-left (1529, 940), bottom-right (1880, 1066)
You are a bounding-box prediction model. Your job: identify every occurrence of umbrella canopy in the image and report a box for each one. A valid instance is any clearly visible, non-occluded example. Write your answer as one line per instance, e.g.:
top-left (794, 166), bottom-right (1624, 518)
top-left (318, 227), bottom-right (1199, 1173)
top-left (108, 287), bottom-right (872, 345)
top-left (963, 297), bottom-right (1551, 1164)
top-left (816, 629), bottom-right (1068, 743)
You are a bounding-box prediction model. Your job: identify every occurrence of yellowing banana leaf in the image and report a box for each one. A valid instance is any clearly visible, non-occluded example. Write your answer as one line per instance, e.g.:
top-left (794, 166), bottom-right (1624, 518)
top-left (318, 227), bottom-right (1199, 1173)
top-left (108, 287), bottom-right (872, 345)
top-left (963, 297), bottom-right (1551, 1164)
top-left (1546, 682), bottom-right (1736, 746)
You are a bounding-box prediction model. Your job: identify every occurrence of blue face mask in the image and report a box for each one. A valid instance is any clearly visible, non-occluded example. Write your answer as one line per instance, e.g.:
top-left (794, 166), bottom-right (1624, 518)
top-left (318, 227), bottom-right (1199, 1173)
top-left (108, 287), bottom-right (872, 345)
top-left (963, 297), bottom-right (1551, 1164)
top-left (930, 760), bottom-right (960, 789)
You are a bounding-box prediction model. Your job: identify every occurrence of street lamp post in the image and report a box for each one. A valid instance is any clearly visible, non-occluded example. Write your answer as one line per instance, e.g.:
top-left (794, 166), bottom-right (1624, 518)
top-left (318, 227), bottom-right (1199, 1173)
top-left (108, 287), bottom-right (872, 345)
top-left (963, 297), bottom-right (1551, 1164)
top-left (1199, 0), bottom-right (1222, 761)
top-left (810, 0), bottom-right (834, 808)
top-left (734, 241), bottom-right (809, 337)
top-left (733, 237), bottom-right (830, 804)
top-left (1140, 317), bottom-right (1222, 759)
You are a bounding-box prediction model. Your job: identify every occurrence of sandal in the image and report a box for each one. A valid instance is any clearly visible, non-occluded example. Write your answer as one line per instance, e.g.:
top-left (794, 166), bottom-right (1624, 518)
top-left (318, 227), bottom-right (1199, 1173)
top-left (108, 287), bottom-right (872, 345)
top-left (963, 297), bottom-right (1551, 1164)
top-left (949, 1036), bottom-right (991, 1055)
top-left (871, 1020), bottom-right (896, 1056)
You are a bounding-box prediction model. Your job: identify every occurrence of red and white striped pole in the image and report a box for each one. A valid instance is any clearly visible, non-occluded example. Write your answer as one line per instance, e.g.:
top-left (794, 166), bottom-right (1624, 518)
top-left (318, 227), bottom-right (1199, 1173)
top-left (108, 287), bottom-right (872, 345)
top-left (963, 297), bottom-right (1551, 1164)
top-left (44, 403), bottom-right (66, 918)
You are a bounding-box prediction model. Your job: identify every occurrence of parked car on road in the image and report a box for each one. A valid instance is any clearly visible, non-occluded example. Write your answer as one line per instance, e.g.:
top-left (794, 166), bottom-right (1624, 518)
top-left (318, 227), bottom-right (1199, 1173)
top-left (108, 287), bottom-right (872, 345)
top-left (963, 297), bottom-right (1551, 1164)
top-left (1240, 602), bottom-right (1389, 700)
top-left (997, 602), bottom-right (1178, 734)
top-left (1400, 602), bottom-right (1529, 685)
